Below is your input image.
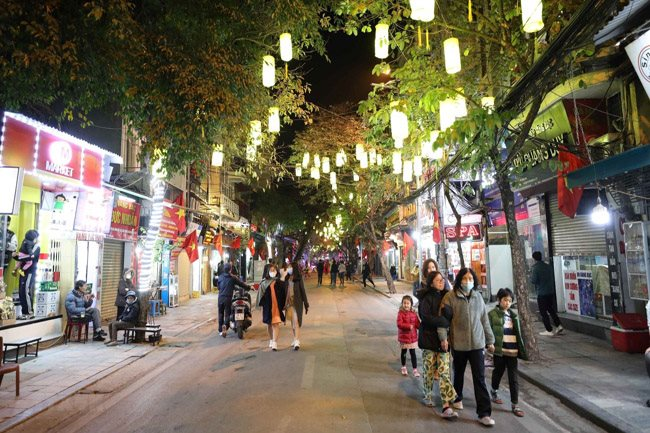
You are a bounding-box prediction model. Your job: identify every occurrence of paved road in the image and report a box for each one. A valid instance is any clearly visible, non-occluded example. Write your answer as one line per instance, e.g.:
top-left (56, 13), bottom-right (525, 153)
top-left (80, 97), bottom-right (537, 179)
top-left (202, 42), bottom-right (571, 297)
top-left (7, 281), bottom-right (604, 433)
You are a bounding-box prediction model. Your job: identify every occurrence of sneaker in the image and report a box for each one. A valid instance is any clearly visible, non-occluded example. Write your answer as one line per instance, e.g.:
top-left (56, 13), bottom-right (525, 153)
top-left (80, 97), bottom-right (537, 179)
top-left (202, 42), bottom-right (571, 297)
top-left (452, 401), bottom-right (463, 410)
top-left (93, 334), bottom-right (106, 342)
top-left (539, 330), bottom-right (555, 336)
top-left (512, 406), bottom-right (524, 417)
top-left (269, 340), bottom-right (273, 348)
top-left (401, 366), bottom-right (408, 376)
top-left (478, 416), bottom-right (495, 427)
top-left (98, 329), bottom-right (107, 337)
top-left (440, 407), bottom-right (458, 419)
top-left (490, 390), bottom-right (503, 404)
top-left (413, 368), bottom-right (421, 377)
top-left (271, 341), bottom-right (278, 351)
top-left (553, 325), bottom-right (564, 335)
top-left (293, 340), bottom-right (300, 351)
top-left (106, 340), bottom-right (119, 347)
top-left (422, 397), bottom-right (434, 407)
top-left (221, 325), bottom-right (227, 337)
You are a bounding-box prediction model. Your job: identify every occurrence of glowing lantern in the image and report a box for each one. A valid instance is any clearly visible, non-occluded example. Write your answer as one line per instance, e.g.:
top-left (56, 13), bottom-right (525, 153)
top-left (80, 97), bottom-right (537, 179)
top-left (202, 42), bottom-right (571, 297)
top-left (443, 38), bottom-right (461, 74)
top-left (360, 151), bottom-right (369, 169)
top-left (310, 166), bottom-right (320, 180)
top-left (413, 156), bottom-right (423, 176)
top-left (432, 146), bottom-right (444, 160)
top-left (262, 55), bottom-right (275, 87)
top-left (295, 165), bottom-right (302, 177)
top-left (268, 107), bottom-right (280, 133)
top-left (392, 151), bottom-right (402, 174)
top-left (403, 160), bottom-right (413, 183)
top-left (250, 120), bottom-right (262, 139)
top-left (246, 144), bottom-right (256, 161)
top-left (355, 143), bottom-right (364, 160)
top-left (314, 154), bottom-right (321, 168)
top-left (375, 24), bottom-right (389, 59)
top-left (302, 152), bottom-right (310, 168)
top-left (391, 108), bottom-right (409, 141)
top-left (322, 157), bottom-right (331, 173)
top-left (521, 0), bottom-right (544, 33)
top-left (330, 171), bottom-right (337, 185)
top-left (377, 154), bottom-right (383, 165)
top-left (369, 148), bottom-right (377, 165)
top-left (481, 96), bottom-right (495, 112)
top-left (279, 33), bottom-right (293, 62)
top-left (336, 150), bottom-right (345, 167)
top-left (211, 147), bottom-right (224, 167)
top-left (353, 171), bottom-right (360, 182)
top-left (455, 94), bottom-right (468, 118)
top-left (395, 138), bottom-right (404, 149)
top-left (349, 192), bottom-right (354, 200)
top-left (439, 99), bottom-right (456, 131)
top-left (410, 0), bottom-right (435, 22)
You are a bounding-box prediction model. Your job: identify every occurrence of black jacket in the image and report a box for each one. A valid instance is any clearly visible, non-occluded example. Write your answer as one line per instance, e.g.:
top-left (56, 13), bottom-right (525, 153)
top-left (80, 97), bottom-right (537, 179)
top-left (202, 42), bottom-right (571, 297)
top-left (260, 278), bottom-right (286, 324)
top-left (217, 273), bottom-right (249, 302)
top-left (417, 286), bottom-right (450, 352)
top-left (119, 300), bottom-right (140, 324)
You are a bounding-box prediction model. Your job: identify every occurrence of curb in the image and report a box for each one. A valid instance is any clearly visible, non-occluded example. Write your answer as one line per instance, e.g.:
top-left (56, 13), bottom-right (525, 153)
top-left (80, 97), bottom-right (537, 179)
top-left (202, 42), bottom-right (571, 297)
top-left (518, 367), bottom-right (641, 433)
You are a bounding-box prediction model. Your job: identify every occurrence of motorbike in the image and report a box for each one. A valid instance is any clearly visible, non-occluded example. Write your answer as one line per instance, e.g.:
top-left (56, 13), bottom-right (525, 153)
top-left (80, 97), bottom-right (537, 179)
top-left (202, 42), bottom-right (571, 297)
top-left (229, 285), bottom-right (253, 339)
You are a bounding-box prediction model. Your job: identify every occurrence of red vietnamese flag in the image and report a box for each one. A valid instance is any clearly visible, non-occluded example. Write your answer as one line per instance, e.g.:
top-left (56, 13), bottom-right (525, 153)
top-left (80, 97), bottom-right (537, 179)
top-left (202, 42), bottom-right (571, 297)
top-left (181, 230), bottom-right (199, 263)
top-left (557, 149), bottom-right (587, 218)
top-left (231, 236), bottom-right (241, 249)
top-left (382, 240), bottom-right (391, 253)
top-left (403, 231), bottom-right (414, 257)
top-left (432, 207), bottom-right (441, 244)
top-left (214, 233), bottom-right (223, 256)
top-left (247, 238), bottom-right (255, 255)
top-left (171, 194), bottom-right (187, 234)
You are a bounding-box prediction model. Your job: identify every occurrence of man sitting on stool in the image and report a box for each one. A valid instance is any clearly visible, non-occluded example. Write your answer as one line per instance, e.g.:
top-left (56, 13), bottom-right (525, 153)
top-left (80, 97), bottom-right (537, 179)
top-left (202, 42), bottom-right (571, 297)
top-left (105, 291), bottom-right (140, 347)
top-left (65, 280), bottom-right (106, 341)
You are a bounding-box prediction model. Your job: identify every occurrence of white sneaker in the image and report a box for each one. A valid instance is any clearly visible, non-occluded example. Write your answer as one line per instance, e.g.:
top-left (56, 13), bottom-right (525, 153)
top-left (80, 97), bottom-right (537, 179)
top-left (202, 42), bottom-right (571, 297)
top-left (553, 325), bottom-right (564, 335)
top-left (269, 340), bottom-right (273, 348)
top-left (452, 401), bottom-right (463, 410)
top-left (271, 341), bottom-right (278, 351)
top-left (539, 330), bottom-right (555, 336)
top-left (478, 416), bottom-right (495, 427)
top-left (293, 340), bottom-right (300, 350)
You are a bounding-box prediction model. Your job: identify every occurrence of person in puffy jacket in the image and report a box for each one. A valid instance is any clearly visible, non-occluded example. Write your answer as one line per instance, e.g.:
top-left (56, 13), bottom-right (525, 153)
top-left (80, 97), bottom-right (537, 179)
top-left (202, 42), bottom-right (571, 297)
top-left (417, 271), bottom-right (457, 418)
top-left (397, 295), bottom-right (420, 377)
top-left (65, 280), bottom-right (106, 341)
top-left (105, 291), bottom-right (140, 346)
top-left (217, 263), bottom-right (250, 337)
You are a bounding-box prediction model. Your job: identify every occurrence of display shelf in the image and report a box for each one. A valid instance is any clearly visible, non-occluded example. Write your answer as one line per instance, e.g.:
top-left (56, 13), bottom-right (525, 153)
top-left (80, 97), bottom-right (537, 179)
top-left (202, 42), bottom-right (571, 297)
top-left (623, 222), bottom-right (650, 301)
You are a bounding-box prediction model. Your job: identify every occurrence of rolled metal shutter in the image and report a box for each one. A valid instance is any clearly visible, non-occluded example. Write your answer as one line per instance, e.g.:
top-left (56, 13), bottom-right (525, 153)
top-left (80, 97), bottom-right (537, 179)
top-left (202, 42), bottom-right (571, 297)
top-left (101, 240), bottom-right (124, 321)
top-left (549, 194), bottom-right (607, 256)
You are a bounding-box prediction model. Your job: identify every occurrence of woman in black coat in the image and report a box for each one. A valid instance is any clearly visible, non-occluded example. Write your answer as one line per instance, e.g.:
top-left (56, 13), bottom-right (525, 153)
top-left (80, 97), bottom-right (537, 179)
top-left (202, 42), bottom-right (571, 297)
top-left (114, 268), bottom-right (134, 318)
top-left (258, 264), bottom-right (286, 351)
top-left (285, 262), bottom-right (309, 350)
top-left (417, 271), bottom-right (458, 418)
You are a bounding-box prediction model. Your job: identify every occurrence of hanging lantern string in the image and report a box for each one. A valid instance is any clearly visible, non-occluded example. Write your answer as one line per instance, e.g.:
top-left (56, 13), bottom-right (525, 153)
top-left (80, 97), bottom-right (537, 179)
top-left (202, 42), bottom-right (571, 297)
top-left (425, 28), bottom-right (430, 50)
top-left (468, 0), bottom-right (473, 22)
top-left (285, 63), bottom-right (288, 79)
top-left (418, 25), bottom-right (422, 47)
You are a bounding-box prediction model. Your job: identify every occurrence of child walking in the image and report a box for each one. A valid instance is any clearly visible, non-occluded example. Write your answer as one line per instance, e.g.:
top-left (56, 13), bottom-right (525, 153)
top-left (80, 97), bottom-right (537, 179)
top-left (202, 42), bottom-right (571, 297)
top-left (397, 295), bottom-right (420, 377)
top-left (488, 288), bottom-right (527, 417)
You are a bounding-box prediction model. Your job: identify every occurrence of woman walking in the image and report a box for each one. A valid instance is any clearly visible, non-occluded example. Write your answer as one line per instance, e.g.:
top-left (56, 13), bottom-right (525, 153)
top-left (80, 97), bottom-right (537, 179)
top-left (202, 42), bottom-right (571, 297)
top-left (285, 262), bottom-right (310, 350)
top-left (257, 264), bottom-right (286, 351)
top-left (440, 268), bottom-right (496, 427)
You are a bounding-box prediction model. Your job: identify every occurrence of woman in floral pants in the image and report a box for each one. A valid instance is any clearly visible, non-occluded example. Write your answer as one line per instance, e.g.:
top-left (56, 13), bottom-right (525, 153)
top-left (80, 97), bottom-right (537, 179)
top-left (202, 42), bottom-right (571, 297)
top-left (417, 271), bottom-right (458, 418)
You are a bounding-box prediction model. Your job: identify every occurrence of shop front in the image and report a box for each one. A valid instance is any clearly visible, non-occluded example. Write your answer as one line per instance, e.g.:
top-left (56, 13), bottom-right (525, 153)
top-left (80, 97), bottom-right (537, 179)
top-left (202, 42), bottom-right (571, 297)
top-left (443, 215), bottom-right (486, 291)
top-left (0, 112), bottom-right (121, 342)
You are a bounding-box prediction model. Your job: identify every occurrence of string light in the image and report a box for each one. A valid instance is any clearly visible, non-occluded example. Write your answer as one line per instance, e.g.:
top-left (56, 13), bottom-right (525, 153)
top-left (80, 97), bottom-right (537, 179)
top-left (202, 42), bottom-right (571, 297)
top-left (139, 181), bottom-right (166, 291)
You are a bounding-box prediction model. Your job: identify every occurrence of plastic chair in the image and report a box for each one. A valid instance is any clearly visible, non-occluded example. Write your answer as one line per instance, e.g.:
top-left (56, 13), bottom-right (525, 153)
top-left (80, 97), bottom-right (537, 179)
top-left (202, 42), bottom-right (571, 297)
top-left (0, 337), bottom-right (20, 396)
top-left (64, 313), bottom-right (89, 344)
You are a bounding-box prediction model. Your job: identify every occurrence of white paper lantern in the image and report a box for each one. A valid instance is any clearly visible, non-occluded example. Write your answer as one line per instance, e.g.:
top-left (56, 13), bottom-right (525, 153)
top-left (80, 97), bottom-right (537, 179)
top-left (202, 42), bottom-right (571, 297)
top-left (403, 160), bottom-right (413, 183)
top-left (410, 0), bottom-right (435, 22)
top-left (369, 148), bottom-right (377, 165)
top-left (392, 151), bottom-right (402, 174)
top-left (279, 33), bottom-right (293, 62)
top-left (413, 156), bottom-right (423, 176)
top-left (322, 157), bottom-right (331, 173)
top-left (377, 154), bottom-right (383, 165)
top-left (481, 96), bottom-right (495, 112)
top-left (353, 171), bottom-right (360, 182)
top-left (211, 149), bottom-right (224, 167)
top-left (390, 109), bottom-right (409, 141)
top-left (375, 24), bottom-right (389, 59)
top-left (360, 151), bottom-right (369, 169)
top-left (302, 152), bottom-right (310, 168)
top-left (349, 192), bottom-right (354, 200)
top-left (268, 107), bottom-right (280, 133)
top-left (444, 38), bottom-right (461, 74)
top-left (330, 171), bottom-right (337, 185)
top-left (394, 138), bottom-right (404, 149)
top-left (355, 143), bottom-right (364, 160)
top-left (246, 144), bottom-right (257, 161)
top-left (295, 164), bottom-right (302, 177)
top-left (521, 0), bottom-right (544, 33)
top-left (336, 150), bottom-right (345, 167)
top-left (432, 146), bottom-right (444, 160)
top-left (314, 154), bottom-right (321, 168)
top-left (439, 99), bottom-right (456, 131)
top-left (262, 55), bottom-right (275, 87)
top-left (455, 94), bottom-right (467, 118)
top-left (310, 166), bottom-right (320, 180)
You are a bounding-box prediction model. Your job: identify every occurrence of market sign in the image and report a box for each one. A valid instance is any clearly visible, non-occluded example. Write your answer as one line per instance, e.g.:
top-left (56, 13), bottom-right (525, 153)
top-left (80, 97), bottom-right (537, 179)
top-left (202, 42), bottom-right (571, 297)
top-left (37, 131), bottom-right (83, 181)
top-left (109, 196), bottom-right (141, 240)
top-left (626, 28), bottom-right (650, 99)
top-left (444, 224), bottom-right (482, 241)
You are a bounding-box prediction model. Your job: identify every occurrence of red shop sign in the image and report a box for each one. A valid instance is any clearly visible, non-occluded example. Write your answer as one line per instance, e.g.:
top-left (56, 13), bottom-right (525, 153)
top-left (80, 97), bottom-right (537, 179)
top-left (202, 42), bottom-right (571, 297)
top-left (110, 198), bottom-right (141, 241)
top-left (444, 224), bottom-right (482, 241)
top-left (37, 130), bottom-right (83, 181)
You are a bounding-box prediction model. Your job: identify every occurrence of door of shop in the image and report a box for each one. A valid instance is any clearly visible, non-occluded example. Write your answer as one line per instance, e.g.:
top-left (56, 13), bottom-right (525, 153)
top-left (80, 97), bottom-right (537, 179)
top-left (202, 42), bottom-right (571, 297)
top-left (76, 241), bottom-right (101, 308)
top-left (101, 240), bottom-right (124, 320)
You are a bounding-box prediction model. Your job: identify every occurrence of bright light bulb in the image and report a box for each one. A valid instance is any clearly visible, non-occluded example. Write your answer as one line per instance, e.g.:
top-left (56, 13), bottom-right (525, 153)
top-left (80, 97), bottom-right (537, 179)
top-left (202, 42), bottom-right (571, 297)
top-left (591, 196), bottom-right (610, 225)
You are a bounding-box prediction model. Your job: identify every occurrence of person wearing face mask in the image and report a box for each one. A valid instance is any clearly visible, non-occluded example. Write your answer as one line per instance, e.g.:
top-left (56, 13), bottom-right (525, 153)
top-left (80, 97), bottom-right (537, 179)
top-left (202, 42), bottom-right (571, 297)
top-left (422, 258), bottom-right (451, 292)
top-left (285, 262), bottom-right (309, 350)
top-left (115, 268), bottom-right (135, 319)
top-left (105, 291), bottom-right (140, 346)
top-left (217, 263), bottom-right (251, 337)
top-left (440, 268), bottom-right (496, 427)
top-left (257, 264), bottom-right (286, 351)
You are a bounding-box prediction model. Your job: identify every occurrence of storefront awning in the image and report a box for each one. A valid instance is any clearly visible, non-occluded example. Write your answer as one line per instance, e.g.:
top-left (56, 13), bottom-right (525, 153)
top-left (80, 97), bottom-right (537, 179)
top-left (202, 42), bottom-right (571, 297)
top-left (566, 144), bottom-right (650, 189)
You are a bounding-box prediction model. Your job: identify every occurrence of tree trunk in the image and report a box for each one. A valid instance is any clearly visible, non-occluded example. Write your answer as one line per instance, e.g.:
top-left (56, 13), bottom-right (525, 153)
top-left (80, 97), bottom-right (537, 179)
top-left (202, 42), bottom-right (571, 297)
top-left (367, 221), bottom-right (396, 294)
top-left (293, 228), bottom-right (313, 262)
top-left (434, 184), bottom-right (449, 275)
top-left (444, 181), bottom-right (465, 268)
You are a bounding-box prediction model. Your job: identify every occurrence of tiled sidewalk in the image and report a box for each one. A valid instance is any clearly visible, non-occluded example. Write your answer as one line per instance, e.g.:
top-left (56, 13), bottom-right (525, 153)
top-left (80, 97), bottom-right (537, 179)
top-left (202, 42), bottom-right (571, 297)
top-left (0, 293), bottom-right (217, 431)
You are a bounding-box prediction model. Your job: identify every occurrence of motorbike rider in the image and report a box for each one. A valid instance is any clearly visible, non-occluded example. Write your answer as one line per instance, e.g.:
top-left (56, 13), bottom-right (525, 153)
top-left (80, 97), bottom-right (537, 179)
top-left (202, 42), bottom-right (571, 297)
top-left (217, 263), bottom-right (250, 338)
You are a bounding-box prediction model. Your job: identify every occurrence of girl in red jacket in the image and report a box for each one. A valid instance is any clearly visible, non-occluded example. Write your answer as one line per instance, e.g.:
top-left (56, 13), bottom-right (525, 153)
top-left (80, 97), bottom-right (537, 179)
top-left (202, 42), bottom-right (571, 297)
top-left (397, 295), bottom-right (421, 376)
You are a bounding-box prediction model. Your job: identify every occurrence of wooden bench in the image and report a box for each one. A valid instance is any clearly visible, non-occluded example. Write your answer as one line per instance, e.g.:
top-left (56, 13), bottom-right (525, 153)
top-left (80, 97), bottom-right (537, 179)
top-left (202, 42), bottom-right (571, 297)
top-left (3, 337), bottom-right (41, 363)
top-left (123, 325), bottom-right (161, 346)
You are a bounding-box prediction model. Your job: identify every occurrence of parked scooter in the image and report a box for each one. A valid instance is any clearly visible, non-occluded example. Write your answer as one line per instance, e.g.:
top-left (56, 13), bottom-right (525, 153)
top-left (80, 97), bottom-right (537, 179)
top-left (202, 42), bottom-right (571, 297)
top-left (229, 285), bottom-right (252, 339)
